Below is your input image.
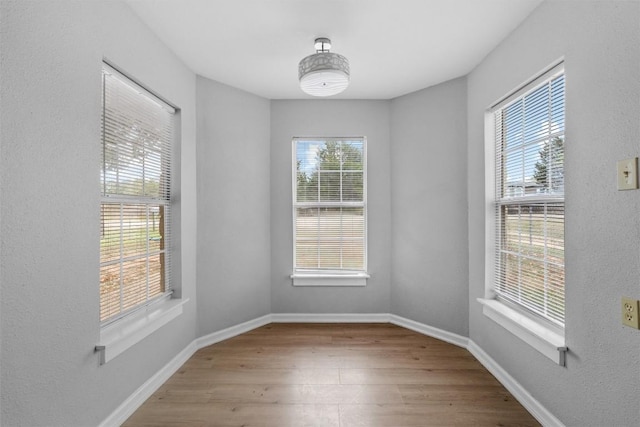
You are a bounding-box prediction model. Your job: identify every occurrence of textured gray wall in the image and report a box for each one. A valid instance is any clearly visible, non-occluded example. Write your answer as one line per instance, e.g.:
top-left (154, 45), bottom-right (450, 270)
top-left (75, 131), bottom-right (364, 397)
top-left (270, 100), bottom-right (392, 314)
top-left (390, 77), bottom-right (469, 336)
top-left (467, 1), bottom-right (640, 425)
top-left (3, 1), bottom-right (639, 425)
top-left (196, 76), bottom-right (272, 336)
top-left (0, 1), bottom-right (198, 425)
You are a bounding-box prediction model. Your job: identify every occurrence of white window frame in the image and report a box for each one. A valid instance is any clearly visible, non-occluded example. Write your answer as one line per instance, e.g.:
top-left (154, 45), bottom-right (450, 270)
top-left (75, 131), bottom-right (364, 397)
top-left (291, 137), bottom-right (369, 287)
top-left (96, 61), bottom-right (186, 365)
top-left (480, 61), bottom-right (567, 366)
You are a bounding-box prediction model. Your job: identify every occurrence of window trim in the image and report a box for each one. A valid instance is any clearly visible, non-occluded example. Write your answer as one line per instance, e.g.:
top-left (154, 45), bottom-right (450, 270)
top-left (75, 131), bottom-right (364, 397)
top-left (478, 298), bottom-right (567, 366)
top-left (96, 297), bottom-right (189, 365)
top-left (482, 60), bottom-right (567, 365)
top-left (291, 137), bottom-right (368, 285)
top-left (97, 60), bottom-right (183, 363)
top-left (290, 272), bottom-right (370, 287)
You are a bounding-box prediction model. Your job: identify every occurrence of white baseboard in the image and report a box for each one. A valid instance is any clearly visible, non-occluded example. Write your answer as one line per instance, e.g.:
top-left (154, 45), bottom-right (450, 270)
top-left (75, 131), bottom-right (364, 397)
top-left (101, 313), bottom-right (562, 427)
top-left (195, 314), bottom-right (272, 348)
top-left (271, 312), bottom-right (390, 323)
top-left (390, 314), bottom-right (469, 348)
top-left (98, 340), bottom-right (198, 427)
top-left (467, 341), bottom-right (565, 427)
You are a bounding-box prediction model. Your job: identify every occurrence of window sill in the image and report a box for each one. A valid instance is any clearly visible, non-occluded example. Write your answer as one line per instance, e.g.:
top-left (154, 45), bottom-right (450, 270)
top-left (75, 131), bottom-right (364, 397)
top-left (96, 298), bottom-right (189, 365)
top-left (478, 298), bottom-right (567, 366)
top-left (291, 272), bottom-right (370, 287)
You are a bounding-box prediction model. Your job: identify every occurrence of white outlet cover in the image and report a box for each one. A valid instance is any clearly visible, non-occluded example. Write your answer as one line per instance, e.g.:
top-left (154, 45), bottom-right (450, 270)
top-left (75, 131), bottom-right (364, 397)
top-left (617, 157), bottom-right (638, 190)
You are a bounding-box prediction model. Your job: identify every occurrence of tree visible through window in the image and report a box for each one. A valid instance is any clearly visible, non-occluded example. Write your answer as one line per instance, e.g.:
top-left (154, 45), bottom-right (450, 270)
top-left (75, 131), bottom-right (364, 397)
top-left (100, 64), bottom-right (174, 323)
top-left (494, 65), bottom-right (565, 326)
top-left (293, 138), bottom-right (366, 272)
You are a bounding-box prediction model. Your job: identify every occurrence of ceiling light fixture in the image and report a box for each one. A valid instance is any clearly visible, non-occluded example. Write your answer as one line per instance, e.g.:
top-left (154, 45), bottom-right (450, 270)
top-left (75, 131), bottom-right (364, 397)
top-left (298, 37), bottom-right (350, 97)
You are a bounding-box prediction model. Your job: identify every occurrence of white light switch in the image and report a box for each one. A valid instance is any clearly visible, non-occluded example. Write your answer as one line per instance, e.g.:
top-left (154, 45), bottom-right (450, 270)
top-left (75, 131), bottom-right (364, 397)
top-left (617, 157), bottom-right (638, 190)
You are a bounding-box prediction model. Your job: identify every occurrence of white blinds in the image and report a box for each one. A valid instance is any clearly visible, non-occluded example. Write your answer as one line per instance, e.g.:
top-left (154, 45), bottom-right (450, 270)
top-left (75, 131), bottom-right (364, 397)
top-left (493, 65), bottom-right (565, 326)
top-left (293, 138), bottom-right (366, 272)
top-left (100, 64), bottom-right (174, 324)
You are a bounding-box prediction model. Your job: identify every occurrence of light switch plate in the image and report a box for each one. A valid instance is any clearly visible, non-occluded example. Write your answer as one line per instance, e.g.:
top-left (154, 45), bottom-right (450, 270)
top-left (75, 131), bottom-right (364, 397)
top-left (617, 157), bottom-right (638, 190)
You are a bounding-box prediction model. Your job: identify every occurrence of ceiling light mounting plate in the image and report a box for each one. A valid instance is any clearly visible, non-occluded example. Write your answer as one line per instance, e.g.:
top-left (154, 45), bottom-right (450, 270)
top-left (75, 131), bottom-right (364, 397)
top-left (314, 37), bottom-right (331, 52)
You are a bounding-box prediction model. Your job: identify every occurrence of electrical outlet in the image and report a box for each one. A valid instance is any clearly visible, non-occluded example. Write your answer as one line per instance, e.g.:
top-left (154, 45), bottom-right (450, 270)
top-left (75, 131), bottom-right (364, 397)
top-left (617, 158), bottom-right (639, 190)
top-left (622, 297), bottom-right (640, 329)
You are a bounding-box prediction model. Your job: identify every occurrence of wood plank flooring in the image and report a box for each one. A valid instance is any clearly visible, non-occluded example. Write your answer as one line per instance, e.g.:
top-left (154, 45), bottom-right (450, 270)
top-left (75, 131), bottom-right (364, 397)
top-left (123, 323), bottom-right (540, 427)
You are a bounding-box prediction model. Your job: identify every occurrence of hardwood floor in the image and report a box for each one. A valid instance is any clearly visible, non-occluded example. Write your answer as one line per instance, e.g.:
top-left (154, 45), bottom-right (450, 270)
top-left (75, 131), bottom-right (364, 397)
top-left (123, 323), bottom-right (540, 426)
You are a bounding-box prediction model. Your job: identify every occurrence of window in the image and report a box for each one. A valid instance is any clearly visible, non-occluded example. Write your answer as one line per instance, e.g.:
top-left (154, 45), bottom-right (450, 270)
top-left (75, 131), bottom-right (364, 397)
top-left (293, 138), bottom-right (367, 278)
top-left (489, 63), bottom-right (565, 329)
top-left (100, 63), bottom-right (174, 324)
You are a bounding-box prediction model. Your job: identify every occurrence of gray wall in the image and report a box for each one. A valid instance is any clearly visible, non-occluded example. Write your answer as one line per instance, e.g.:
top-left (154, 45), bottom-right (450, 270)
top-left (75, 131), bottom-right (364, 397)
top-left (196, 76), bottom-right (271, 335)
top-left (467, 1), bottom-right (640, 425)
top-left (0, 1), bottom-right (198, 426)
top-left (270, 101), bottom-right (392, 313)
top-left (3, 0), bottom-right (639, 426)
top-left (390, 78), bottom-right (469, 336)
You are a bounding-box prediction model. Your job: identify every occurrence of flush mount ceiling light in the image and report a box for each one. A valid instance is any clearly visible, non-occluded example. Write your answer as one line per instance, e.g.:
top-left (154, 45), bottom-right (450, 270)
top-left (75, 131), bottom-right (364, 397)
top-left (298, 37), bottom-right (350, 97)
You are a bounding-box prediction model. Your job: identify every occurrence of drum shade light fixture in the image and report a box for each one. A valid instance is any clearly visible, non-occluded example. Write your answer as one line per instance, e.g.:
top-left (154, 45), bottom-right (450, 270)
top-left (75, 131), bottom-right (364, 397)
top-left (298, 38), bottom-right (350, 97)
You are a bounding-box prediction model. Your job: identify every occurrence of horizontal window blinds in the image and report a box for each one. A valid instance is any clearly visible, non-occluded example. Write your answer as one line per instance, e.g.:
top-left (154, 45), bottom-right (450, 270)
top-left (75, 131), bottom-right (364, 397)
top-left (293, 138), bottom-right (366, 272)
top-left (494, 66), bottom-right (565, 326)
top-left (100, 64), bottom-right (174, 324)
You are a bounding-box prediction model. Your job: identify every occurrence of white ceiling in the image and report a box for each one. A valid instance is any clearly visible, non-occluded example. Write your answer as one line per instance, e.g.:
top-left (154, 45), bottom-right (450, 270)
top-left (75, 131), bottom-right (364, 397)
top-left (126, 0), bottom-right (542, 100)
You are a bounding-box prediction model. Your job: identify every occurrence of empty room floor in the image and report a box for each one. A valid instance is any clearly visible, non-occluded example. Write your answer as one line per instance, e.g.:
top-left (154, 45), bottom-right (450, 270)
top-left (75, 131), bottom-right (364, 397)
top-left (123, 323), bottom-right (540, 426)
